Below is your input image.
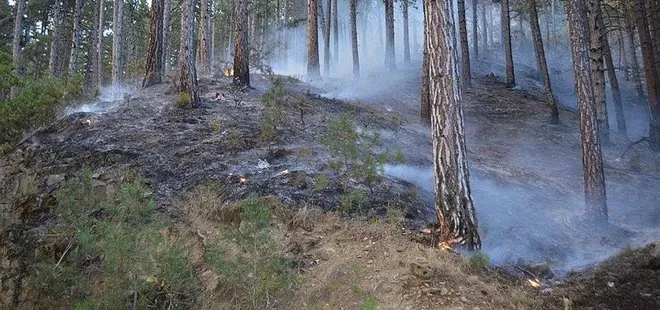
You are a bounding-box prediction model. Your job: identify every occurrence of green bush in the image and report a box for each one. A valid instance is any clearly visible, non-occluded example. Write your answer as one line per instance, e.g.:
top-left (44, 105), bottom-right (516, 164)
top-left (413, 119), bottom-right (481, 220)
top-left (260, 77), bottom-right (287, 141)
top-left (320, 113), bottom-right (402, 193)
top-left (0, 75), bottom-right (83, 148)
top-left (0, 51), bottom-right (19, 99)
top-left (175, 92), bottom-right (192, 108)
top-left (30, 171), bottom-right (199, 309)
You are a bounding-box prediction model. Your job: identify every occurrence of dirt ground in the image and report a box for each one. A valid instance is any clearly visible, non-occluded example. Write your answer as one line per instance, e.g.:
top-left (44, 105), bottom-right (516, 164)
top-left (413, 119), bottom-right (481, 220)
top-left (0, 64), bottom-right (658, 309)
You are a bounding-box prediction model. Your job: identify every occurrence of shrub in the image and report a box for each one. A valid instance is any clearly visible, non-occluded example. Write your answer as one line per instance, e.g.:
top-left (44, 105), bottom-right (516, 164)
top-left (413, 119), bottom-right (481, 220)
top-left (320, 113), bottom-right (402, 193)
top-left (0, 76), bottom-right (83, 147)
top-left (340, 189), bottom-right (368, 213)
top-left (260, 77), bottom-right (287, 141)
top-left (175, 92), bottom-right (192, 108)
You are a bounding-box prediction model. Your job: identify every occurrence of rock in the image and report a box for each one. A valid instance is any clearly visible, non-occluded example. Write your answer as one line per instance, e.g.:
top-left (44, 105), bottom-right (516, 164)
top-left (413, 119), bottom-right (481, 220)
top-left (542, 288), bottom-right (554, 294)
top-left (410, 261), bottom-right (435, 280)
top-left (528, 261), bottom-right (554, 279)
top-left (440, 287), bottom-right (449, 296)
top-left (460, 296), bottom-right (468, 302)
top-left (314, 248), bottom-right (336, 261)
top-left (46, 174), bottom-right (65, 187)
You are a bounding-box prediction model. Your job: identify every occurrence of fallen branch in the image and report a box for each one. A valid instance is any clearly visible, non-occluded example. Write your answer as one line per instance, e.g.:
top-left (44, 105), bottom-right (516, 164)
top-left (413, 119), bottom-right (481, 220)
top-left (620, 136), bottom-right (651, 158)
top-left (54, 236), bottom-right (75, 271)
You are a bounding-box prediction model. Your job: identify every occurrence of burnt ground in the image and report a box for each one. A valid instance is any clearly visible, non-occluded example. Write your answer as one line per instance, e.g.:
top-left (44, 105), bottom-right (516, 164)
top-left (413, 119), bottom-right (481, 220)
top-left (0, 64), bottom-right (659, 309)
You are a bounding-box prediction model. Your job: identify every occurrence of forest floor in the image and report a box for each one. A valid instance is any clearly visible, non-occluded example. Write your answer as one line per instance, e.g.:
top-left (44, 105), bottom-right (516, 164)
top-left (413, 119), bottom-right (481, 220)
top-left (0, 65), bottom-right (658, 309)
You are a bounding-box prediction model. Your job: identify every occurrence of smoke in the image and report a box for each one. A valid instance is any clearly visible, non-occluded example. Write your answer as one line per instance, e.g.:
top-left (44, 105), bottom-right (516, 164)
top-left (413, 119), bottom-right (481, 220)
top-left (63, 85), bottom-right (134, 116)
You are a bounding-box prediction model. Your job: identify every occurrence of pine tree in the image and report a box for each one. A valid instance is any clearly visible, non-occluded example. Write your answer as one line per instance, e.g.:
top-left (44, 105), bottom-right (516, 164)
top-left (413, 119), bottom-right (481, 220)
top-left (143, 0), bottom-right (164, 87)
top-left (307, 0), bottom-right (321, 79)
top-left (180, 0), bottom-right (200, 107)
top-left (529, 0), bottom-right (559, 123)
top-left (233, 0), bottom-right (249, 86)
top-left (501, 0), bottom-right (515, 88)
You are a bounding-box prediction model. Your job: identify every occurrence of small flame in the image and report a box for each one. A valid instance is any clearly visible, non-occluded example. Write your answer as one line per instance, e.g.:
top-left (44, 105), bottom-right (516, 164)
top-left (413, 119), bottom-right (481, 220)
top-left (275, 169), bottom-right (289, 177)
top-left (239, 177), bottom-right (247, 185)
top-left (83, 119), bottom-right (93, 126)
top-left (527, 278), bottom-right (541, 288)
top-left (437, 242), bottom-right (452, 251)
top-left (224, 68), bottom-right (234, 77)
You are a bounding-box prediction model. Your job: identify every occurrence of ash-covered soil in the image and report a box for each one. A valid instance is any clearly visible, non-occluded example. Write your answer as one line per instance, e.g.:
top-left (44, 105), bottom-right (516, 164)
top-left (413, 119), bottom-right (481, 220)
top-left (1, 66), bottom-right (658, 309)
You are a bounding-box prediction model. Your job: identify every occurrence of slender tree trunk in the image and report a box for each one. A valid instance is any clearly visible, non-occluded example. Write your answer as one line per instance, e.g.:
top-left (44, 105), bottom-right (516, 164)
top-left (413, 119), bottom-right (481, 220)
top-left (162, 0), bottom-right (172, 74)
top-left (308, 0), bottom-right (321, 79)
top-left (501, 0), bottom-right (515, 88)
top-left (472, 0), bottom-right (478, 60)
top-left (566, 0), bottom-right (608, 222)
top-left (588, 0), bottom-right (609, 142)
top-left (385, 0), bottom-right (395, 70)
top-left (402, 0), bottom-right (411, 63)
top-left (86, 0), bottom-right (102, 93)
top-left (421, 2), bottom-right (431, 125)
top-left (457, 0), bottom-right (471, 88)
top-left (143, 0), bottom-right (164, 87)
top-left (112, 0), bottom-right (124, 89)
top-left (49, 0), bottom-right (63, 78)
top-left (10, 0), bottom-right (25, 99)
top-left (530, 0), bottom-right (558, 124)
top-left (618, 30), bottom-right (629, 81)
top-left (349, 0), bottom-right (359, 78)
top-left (198, 0), bottom-right (211, 74)
top-left (332, 0), bottom-right (338, 64)
top-left (68, 0), bottom-right (83, 75)
top-left (424, 0), bottom-right (480, 250)
top-left (324, 0), bottom-right (331, 75)
top-left (624, 16), bottom-right (645, 99)
top-left (481, 1), bottom-right (487, 48)
top-left (634, 0), bottom-right (660, 150)
top-left (96, 0), bottom-right (104, 89)
top-left (599, 16), bottom-right (627, 135)
top-left (233, 0), bottom-right (249, 86)
top-left (180, 0), bottom-right (200, 107)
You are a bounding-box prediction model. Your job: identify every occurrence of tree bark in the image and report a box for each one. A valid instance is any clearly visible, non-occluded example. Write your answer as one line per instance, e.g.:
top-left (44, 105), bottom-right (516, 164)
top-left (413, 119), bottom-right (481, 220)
top-left (624, 15), bottom-right (644, 99)
top-left (49, 0), bottom-right (63, 78)
top-left (618, 30), bottom-right (629, 81)
top-left (501, 0), bottom-right (515, 88)
top-left (86, 0), bottom-right (102, 93)
top-left (530, 0), bottom-right (558, 124)
top-left (161, 0), bottom-right (172, 75)
top-left (68, 0), bottom-right (83, 75)
top-left (587, 0), bottom-right (609, 142)
top-left (472, 0), bottom-right (478, 60)
top-left (566, 0), bottom-right (608, 222)
top-left (198, 0), bottom-right (211, 75)
top-left (332, 0), bottom-right (338, 64)
top-left (421, 2), bottom-right (431, 125)
top-left (308, 0), bottom-right (321, 79)
top-left (143, 0), bottom-right (164, 87)
top-left (324, 0), bottom-right (331, 75)
top-left (349, 0), bottom-right (359, 79)
top-left (599, 15), bottom-right (626, 135)
top-left (402, 0), bottom-right (411, 63)
top-left (180, 0), bottom-right (200, 107)
top-left (97, 0), bottom-right (104, 89)
top-left (10, 0), bottom-right (25, 99)
top-left (457, 0), bottom-right (471, 88)
top-left (233, 0), bottom-right (249, 86)
top-left (385, 0), bottom-right (395, 70)
top-left (480, 0), bottom-right (487, 48)
top-left (634, 0), bottom-right (660, 151)
top-left (112, 0), bottom-right (124, 89)
top-left (424, 0), bottom-right (480, 249)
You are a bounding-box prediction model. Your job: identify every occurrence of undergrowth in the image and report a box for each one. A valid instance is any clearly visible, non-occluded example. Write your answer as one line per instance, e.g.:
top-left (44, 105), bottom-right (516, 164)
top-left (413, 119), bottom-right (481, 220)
top-left (28, 170), bottom-right (198, 309)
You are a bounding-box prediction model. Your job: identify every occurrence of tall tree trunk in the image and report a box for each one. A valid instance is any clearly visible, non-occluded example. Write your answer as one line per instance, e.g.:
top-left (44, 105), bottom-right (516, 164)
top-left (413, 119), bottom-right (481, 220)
top-left (385, 0), bottom-right (395, 70)
top-left (501, 0), bottom-right (515, 88)
top-left (162, 0), bottom-right (172, 74)
top-left (530, 0), bottom-right (558, 124)
top-left (49, 0), bottom-right (63, 78)
top-left (198, 0), bottom-right (211, 75)
top-left (599, 15), bottom-right (627, 135)
top-left (349, 0), bottom-right (359, 78)
top-left (112, 0), bottom-right (124, 89)
top-left (402, 0), bottom-right (411, 63)
top-left (421, 1), bottom-right (431, 125)
top-left (618, 30), bottom-right (630, 81)
top-left (68, 0), bottom-right (83, 75)
top-left (10, 0), bottom-right (25, 99)
top-left (308, 0), bottom-right (321, 79)
top-left (324, 0), bottom-right (331, 75)
top-left (588, 0), bottom-right (609, 142)
top-left (97, 0), bottom-right (104, 89)
top-left (180, 0), bottom-right (200, 107)
top-left (634, 0), bottom-right (660, 151)
top-left (624, 16), bottom-right (645, 99)
top-left (480, 0), bottom-right (487, 48)
top-left (424, 0), bottom-right (480, 250)
top-left (566, 0), bottom-right (608, 222)
top-left (233, 0), bottom-right (249, 86)
top-left (143, 0), bottom-right (164, 87)
top-left (332, 0), bottom-right (338, 64)
top-left (472, 0), bottom-right (478, 60)
top-left (86, 0), bottom-right (102, 93)
top-left (457, 0), bottom-right (471, 88)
